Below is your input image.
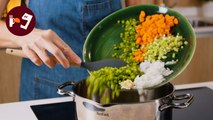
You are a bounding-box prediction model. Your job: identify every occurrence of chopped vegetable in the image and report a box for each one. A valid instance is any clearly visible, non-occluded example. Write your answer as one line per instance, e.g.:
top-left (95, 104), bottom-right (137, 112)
top-left (135, 11), bottom-right (179, 46)
top-left (86, 64), bottom-right (141, 103)
top-left (119, 79), bottom-right (135, 90)
top-left (143, 34), bottom-right (184, 62)
top-left (113, 18), bottom-right (139, 64)
top-left (134, 61), bottom-right (173, 90)
top-left (134, 11), bottom-right (180, 62)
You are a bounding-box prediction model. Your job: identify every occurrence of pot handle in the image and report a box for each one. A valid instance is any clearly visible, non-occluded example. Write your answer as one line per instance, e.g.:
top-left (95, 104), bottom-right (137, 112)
top-left (159, 93), bottom-right (193, 111)
top-left (57, 81), bottom-right (75, 97)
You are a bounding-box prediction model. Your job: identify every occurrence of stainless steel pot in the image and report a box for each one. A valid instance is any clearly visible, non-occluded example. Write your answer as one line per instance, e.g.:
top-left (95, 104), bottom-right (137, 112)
top-left (57, 80), bottom-right (193, 120)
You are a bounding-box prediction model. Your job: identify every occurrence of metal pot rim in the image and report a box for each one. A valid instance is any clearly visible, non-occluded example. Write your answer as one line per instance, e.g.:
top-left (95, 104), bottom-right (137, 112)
top-left (73, 80), bottom-right (175, 105)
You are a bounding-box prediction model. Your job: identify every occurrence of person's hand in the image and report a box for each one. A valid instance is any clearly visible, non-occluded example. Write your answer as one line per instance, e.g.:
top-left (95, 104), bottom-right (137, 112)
top-left (13, 29), bottom-right (81, 68)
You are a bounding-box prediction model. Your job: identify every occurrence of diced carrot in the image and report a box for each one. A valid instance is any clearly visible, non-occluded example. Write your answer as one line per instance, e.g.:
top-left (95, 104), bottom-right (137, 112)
top-left (174, 18), bottom-right (179, 24)
top-left (139, 11), bottom-right (145, 22)
top-left (134, 11), bottom-right (179, 62)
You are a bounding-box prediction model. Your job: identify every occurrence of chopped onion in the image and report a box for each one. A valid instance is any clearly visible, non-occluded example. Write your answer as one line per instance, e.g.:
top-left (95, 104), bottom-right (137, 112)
top-left (134, 61), bottom-right (173, 89)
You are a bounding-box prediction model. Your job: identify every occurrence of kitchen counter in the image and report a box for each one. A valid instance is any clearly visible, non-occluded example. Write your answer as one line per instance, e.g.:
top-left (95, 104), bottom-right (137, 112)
top-left (0, 81), bottom-right (213, 120)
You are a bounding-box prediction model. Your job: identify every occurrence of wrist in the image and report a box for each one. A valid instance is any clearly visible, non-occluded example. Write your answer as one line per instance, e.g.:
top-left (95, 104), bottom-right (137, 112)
top-left (9, 33), bottom-right (25, 48)
top-left (10, 28), bottom-right (42, 47)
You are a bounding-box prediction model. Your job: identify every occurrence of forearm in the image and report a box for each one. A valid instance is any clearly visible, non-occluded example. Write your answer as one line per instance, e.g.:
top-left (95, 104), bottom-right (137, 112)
top-left (125, 0), bottom-right (157, 6)
top-left (0, 0), bottom-right (8, 18)
top-left (0, 20), bottom-right (20, 48)
top-left (125, 0), bottom-right (143, 6)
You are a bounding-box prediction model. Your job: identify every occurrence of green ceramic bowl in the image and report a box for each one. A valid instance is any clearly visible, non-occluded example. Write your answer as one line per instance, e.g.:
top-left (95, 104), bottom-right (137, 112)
top-left (83, 4), bottom-right (196, 88)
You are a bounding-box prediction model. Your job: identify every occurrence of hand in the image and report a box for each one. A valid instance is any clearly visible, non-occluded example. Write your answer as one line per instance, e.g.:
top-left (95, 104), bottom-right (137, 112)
top-left (14, 29), bottom-right (81, 68)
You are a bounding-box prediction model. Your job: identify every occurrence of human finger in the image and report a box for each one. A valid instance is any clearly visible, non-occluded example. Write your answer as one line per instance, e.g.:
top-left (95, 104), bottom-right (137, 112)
top-left (22, 45), bottom-right (43, 66)
top-left (52, 34), bottom-right (81, 65)
top-left (30, 43), bottom-right (56, 68)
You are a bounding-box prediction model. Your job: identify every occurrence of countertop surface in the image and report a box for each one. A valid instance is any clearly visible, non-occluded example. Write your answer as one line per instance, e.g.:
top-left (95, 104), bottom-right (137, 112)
top-left (0, 81), bottom-right (213, 120)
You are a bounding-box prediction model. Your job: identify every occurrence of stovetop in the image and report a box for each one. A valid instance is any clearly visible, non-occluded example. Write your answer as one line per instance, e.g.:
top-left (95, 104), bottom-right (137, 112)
top-left (31, 87), bottom-right (213, 120)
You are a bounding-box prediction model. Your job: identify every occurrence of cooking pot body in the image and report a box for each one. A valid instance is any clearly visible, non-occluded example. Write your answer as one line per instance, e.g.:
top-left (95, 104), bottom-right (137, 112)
top-left (75, 95), bottom-right (172, 120)
top-left (57, 80), bottom-right (193, 120)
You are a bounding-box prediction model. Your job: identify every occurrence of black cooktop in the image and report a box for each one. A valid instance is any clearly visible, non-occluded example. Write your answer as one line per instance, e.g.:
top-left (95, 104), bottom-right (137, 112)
top-left (31, 87), bottom-right (213, 120)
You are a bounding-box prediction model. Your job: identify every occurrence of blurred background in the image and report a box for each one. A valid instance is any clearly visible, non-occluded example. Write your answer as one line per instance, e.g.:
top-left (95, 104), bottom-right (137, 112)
top-left (0, 0), bottom-right (212, 103)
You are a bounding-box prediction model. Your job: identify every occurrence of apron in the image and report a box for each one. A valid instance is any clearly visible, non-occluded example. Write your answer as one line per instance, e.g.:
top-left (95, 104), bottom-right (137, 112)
top-left (20, 0), bottom-right (121, 101)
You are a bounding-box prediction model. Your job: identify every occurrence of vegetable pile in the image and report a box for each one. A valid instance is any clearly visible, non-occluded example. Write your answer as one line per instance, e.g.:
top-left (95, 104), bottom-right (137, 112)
top-left (86, 65), bottom-right (140, 103)
top-left (134, 12), bottom-right (183, 62)
top-left (86, 10), bottom-right (188, 103)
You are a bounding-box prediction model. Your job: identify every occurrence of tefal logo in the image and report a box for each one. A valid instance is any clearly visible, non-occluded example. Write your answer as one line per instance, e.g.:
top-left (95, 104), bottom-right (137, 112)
top-left (6, 6), bottom-right (35, 36)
